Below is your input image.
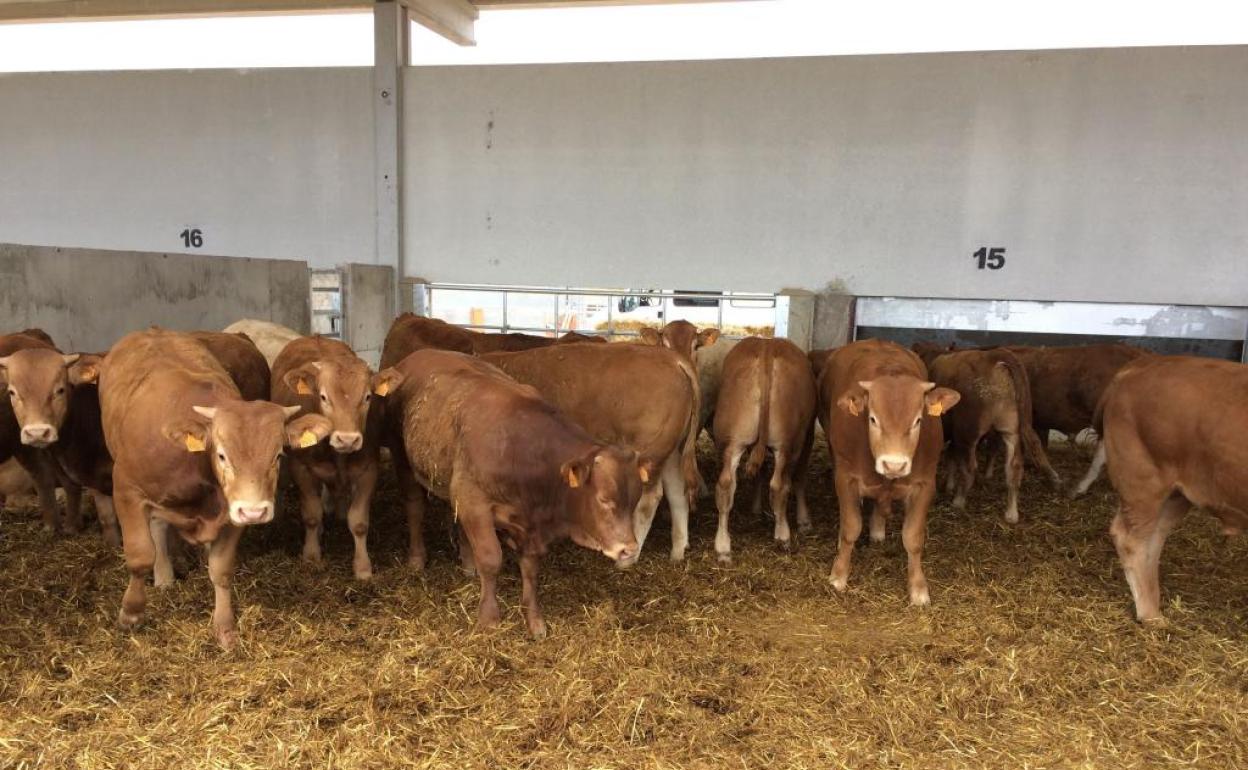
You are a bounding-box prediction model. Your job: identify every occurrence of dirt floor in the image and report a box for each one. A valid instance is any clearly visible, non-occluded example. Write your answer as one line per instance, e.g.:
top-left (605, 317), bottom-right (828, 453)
top-left (0, 439), bottom-right (1245, 769)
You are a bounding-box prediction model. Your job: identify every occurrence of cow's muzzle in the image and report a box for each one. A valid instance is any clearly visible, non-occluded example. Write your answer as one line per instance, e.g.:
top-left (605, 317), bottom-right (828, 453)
top-left (20, 423), bottom-right (58, 447)
top-left (605, 543), bottom-right (639, 569)
top-left (329, 431), bottom-right (363, 453)
top-left (875, 455), bottom-right (912, 479)
top-left (228, 500), bottom-right (274, 526)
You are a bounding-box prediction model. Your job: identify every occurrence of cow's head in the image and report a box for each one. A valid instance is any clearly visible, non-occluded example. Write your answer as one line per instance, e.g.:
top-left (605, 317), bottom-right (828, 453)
top-left (837, 375), bottom-right (960, 479)
top-left (638, 320), bottom-right (721, 363)
top-left (0, 349), bottom-right (102, 447)
top-left (561, 446), bottom-right (650, 568)
top-left (283, 359), bottom-right (404, 454)
top-left (166, 401), bottom-right (331, 526)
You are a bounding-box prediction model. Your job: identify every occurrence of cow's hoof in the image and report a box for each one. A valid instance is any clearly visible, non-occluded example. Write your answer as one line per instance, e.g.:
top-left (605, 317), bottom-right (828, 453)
top-left (829, 574), bottom-right (848, 592)
top-left (528, 619), bottom-right (548, 641)
top-left (797, 521), bottom-right (814, 536)
top-left (669, 547), bottom-right (687, 563)
top-left (1003, 511), bottom-right (1019, 525)
top-left (909, 586), bottom-right (931, 607)
top-left (406, 554), bottom-right (427, 572)
top-left (774, 538), bottom-right (794, 553)
top-left (215, 626), bottom-right (239, 651)
top-left (117, 609), bottom-right (144, 630)
top-left (1139, 615), bottom-right (1169, 629)
top-left (153, 572), bottom-right (175, 589)
top-left (715, 552), bottom-right (732, 564)
top-left (102, 530), bottom-right (122, 549)
top-left (354, 570), bottom-right (373, 582)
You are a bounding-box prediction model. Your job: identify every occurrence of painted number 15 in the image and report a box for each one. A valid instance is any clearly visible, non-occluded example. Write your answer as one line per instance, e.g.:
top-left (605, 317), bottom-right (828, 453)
top-left (973, 246), bottom-right (1005, 270)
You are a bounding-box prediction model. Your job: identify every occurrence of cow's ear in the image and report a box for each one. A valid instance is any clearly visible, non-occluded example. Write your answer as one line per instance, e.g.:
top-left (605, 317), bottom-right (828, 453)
top-left (165, 420), bottom-right (210, 453)
top-left (925, 386), bottom-right (961, 417)
top-left (0, 356), bottom-right (10, 388)
top-left (696, 328), bottom-right (721, 349)
top-left (283, 362), bottom-right (320, 396)
top-left (837, 386), bottom-right (868, 418)
top-left (285, 413), bottom-right (332, 449)
top-left (371, 367), bottom-right (404, 398)
top-left (68, 354), bottom-right (102, 386)
top-left (560, 455), bottom-right (593, 489)
top-left (637, 328), bottom-right (661, 346)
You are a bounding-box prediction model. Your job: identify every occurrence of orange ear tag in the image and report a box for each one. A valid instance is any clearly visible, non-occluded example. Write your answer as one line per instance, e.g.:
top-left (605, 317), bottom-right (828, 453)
top-left (639, 466), bottom-right (650, 483)
top-left (374, 381), bottom-right (391, 397)
top-left (185, 434), bottom-right (206, 452)
top-left (928, 403), bottom-right (944, 417)
top-left (296, 379), bottom-right (313, 396)
top-left (566, 469), bottom-right (580, 488)
top-left (81, 365), bottom-right (98, 383)
top-left (299, 430), bottom-right (319, 448)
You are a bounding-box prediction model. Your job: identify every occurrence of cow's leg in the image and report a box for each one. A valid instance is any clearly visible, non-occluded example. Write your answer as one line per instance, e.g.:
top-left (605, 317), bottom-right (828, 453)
top-left (61, 479), bottom-right (84, 535)
top-left (793, 423), bottom-right (815, 534)
top-left (631, 481), bottom-right (664, 555)
top-left (290, 461), bottom-right (325, 565)
top-left (952, 440), bottom-right (978, 510)
top-left (770, 449), bottom-right (794, 550)
top-left (460, 508), bottom-right (503, 630)
top-left (519, 551), bottom-right (546, 640)
top-left (659, 451), bottom-right (691, 562)
top-left (981, 435), bottom-right (1000, 483)
top-left (902, 483), bottom-right (935, 606)
top-left (114, 487), bottom-right (153, 630)
top-left (346, 463), bottom-right (378, 581)
top-left (393, 451), bottom-right (428, 570)
top-left (830, 473), bottom-right (862, 591)
top-left (207, 522), bottom-right (245, 650)
top-left (943, 454), bottom-right (960, 496)
top-left (149, 515), bottom-right (175, 587)
top-left (21, 454), bottom-right (60, 535)
top-left (90, 491), bottom-right (121, 548)
top-left (1070, 441), bottom-right (1107, 499)
top-left (1002, 430), bottom-right (1022, 524)
top-left (1110, 493), bottom-right (1188, 623)
top-left (714, 443), bottom-right (747, 562)
top-left (869, 494), bottom-right (891, 543)
top-left (750, 473), bottom-right (766, 516)
top-left (456, 523), bottom-right (476, 576)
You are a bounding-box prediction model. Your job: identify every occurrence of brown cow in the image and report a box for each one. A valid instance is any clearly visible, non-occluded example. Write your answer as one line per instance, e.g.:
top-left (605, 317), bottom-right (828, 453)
top-left (0, 346), bottom-right (117, 544)
top-left (1099, 355), bottom-right (1248, 622)
top-left (558, 331), bottom-right (606, 344)
top-left (482, 343), bottom-right (697, 561)
top-left (712, 337), bottom-right (816, 559)
top-left (639, 320), bottom-right (721, 364)
top-left (807, 348), bottom-right (835, 380)
top-left (188, 331), bottom-right (271, 401)
top-left (385, 349), bottom-right (644, 638)
top-left (819, 339), bottom-right (960, 605)
top-left (381, 314), bottom-right (474, 366)
top-left (101, 329), bottom-right (330, 648)
top-left (924, 348), bottom-right (1057, 523)
top-left (0, 330), bottom-right (85, 534)
top-left (271, 335), bottom-right (403, 580)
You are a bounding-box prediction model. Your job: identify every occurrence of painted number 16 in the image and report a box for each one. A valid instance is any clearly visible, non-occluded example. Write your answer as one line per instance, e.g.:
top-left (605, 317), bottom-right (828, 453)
top-left (973, 246), bottom-right (1005, 270)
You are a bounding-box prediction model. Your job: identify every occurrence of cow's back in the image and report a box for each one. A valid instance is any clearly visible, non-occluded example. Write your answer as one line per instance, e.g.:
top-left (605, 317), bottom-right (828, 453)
top-left (223, 319), bottom-right (301, 367)
top-left (189, 331), bottom-right (271, 401)
top-left (381, 314), bottom-right (475, 368)
top-left (694, 337), bottom-right (740, 430)
top-left (1011, 344), bottom-right (1146, 434)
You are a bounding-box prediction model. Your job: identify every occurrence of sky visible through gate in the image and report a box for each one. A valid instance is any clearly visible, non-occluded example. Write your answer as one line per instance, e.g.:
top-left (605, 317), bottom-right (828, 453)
top-left (1, 0), bottom-right (1248, 71)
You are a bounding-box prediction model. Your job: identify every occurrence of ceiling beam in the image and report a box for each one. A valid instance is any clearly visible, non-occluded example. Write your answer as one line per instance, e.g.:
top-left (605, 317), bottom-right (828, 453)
top-left (403, 0), bottom-right (475, 46)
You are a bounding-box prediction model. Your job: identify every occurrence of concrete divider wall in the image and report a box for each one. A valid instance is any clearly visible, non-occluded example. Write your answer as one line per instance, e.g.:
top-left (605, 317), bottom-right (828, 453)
top-left (0, 243), bottom-right (309, 353)
top-left (342, 263), bottom-right (394, 368)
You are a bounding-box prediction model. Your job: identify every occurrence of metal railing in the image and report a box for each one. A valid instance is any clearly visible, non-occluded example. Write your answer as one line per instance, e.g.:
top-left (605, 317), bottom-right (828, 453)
top-left (310, 269), bottom-right (343, 339)
top-left (402, 281), bottom-right (777, 338)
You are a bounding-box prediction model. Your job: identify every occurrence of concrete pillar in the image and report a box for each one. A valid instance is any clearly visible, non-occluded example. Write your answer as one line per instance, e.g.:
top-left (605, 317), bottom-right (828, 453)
top-left (811, 283), bottom-right (856, 351)
top-left (374, 0), bottom-right (409, 309)
top-left (342, 263), bottom-right (395, 368)
top-left (776, 289), bottom-right (815, 351)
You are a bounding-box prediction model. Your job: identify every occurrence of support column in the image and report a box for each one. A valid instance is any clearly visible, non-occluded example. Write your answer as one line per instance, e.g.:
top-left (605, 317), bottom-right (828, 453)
top-left (374, 0), bottom-right (409, 311)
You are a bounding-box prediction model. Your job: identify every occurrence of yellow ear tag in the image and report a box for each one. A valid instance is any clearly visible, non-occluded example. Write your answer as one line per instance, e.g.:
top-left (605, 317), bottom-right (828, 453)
top-left (928, 402), bottom-right (944, 417)
top-left (638, 466), bottom-right (650, 483)
top-left (185, 434), bottom-right (206, 452)
top-left (296, 379), bottom-right (313, 396)
top-left (566, 469), bottom-right (580, 488)
top-left (298, 430), bottom-right (319, 449)
top-left (374, 381), bottom-right (390, 397)
top-left (81, 365), bottom-right (98, 383)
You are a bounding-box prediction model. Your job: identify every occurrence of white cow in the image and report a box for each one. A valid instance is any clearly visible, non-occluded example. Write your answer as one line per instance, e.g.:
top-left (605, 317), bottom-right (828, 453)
top-left (223, 319), bottom-right (302, 368)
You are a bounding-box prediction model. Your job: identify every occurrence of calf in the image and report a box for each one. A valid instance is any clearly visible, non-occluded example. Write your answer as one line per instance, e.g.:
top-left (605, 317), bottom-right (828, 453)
top-left (481, 343), bottom-right (697, 561)
top-left (0, 346), bottom-right (116, 543)
top-left (0, 330), bottom-right (84, 534)
top-left (639, 320), bottom-right (720, 365)
top-left (223, 319), bottom-right (302, 369)
top-left (101, 329), bottom-right (330, 648)
top-left (386, 349), bottom-right (644, 638)
top-left (712, 337), bottom-right (816, 560)
top-left (924, 348), bottom-right (1057, 523)
top-left (381, 314), bottom-right (474, 366)
top-left (1099, 355), bottom-right (1248, 622)
top-left (692, 336), bottom-right (739, 433)
top-left (271, 335), bottom-right (403, 580)
top-left (819, 339), bottom-right (960, 605)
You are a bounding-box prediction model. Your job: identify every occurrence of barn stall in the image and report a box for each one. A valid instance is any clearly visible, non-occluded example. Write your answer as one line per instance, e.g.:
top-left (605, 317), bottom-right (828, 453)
top-left (1, 2), bottom-right (1246, 768)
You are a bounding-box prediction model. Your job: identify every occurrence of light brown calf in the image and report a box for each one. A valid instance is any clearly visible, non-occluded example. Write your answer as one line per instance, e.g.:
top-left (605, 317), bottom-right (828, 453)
top-left (639, 320), bottom-right (721, 365)
top-left (925, 348), bottom-right (1057, 523)
top-left (1100, 355), bottom-right (1248, 622)
top-left (100, 329), bottom-right (330, 648)
top-left (820, 339), bottom-right (960, 605)
top-left (271, 335), bottom-right (403, 580)
top-left (223, 319), bottom-right (302, 368)
top-left (712, 337), bottom-right (816, 560)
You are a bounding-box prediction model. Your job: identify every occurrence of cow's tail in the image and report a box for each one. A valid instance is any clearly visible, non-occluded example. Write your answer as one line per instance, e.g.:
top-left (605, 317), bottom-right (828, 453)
top-left (998, 350), bottom-right (1060, 487)
top-left (673, 356), bottom-right (703, 512)
top-left (744, 341), bottom-right (774, 478)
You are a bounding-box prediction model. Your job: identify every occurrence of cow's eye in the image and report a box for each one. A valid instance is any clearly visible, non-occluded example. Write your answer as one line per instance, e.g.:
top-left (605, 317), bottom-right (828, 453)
top-left (320, 392), bottom-right (329, 404)
top-left (913, 417), bottom-right (922, 428)
top-left (868, 414), bottom-right (878, 426)
top-left (217, 451), bottom-right (227, 463)
top-left (363, 393), bottom-right (372, 404)
top-left (6, 389), bottom-right (14, 398)
top-left (55, 386), bottom-right (66, 396)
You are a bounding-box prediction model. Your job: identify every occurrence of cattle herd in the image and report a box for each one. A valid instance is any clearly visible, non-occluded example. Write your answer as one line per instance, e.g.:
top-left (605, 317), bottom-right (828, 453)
top-left (0, 314), bottom-right (1242, 649)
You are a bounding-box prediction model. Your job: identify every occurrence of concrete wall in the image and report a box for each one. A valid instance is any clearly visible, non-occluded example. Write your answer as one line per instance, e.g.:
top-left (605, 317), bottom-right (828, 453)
top-left (0, 68), bottom-right (375, 269)
top-left (342, 263), bottom-right (394, 368)
top-left (404, 46), bottom-right (1248, 306)
top-left (0, 243), bottom-right (309, 353)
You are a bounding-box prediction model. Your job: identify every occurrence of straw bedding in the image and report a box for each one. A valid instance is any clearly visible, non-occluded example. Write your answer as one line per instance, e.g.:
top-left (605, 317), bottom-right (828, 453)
top-left (0, 440), bottom-right (1245, 769)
